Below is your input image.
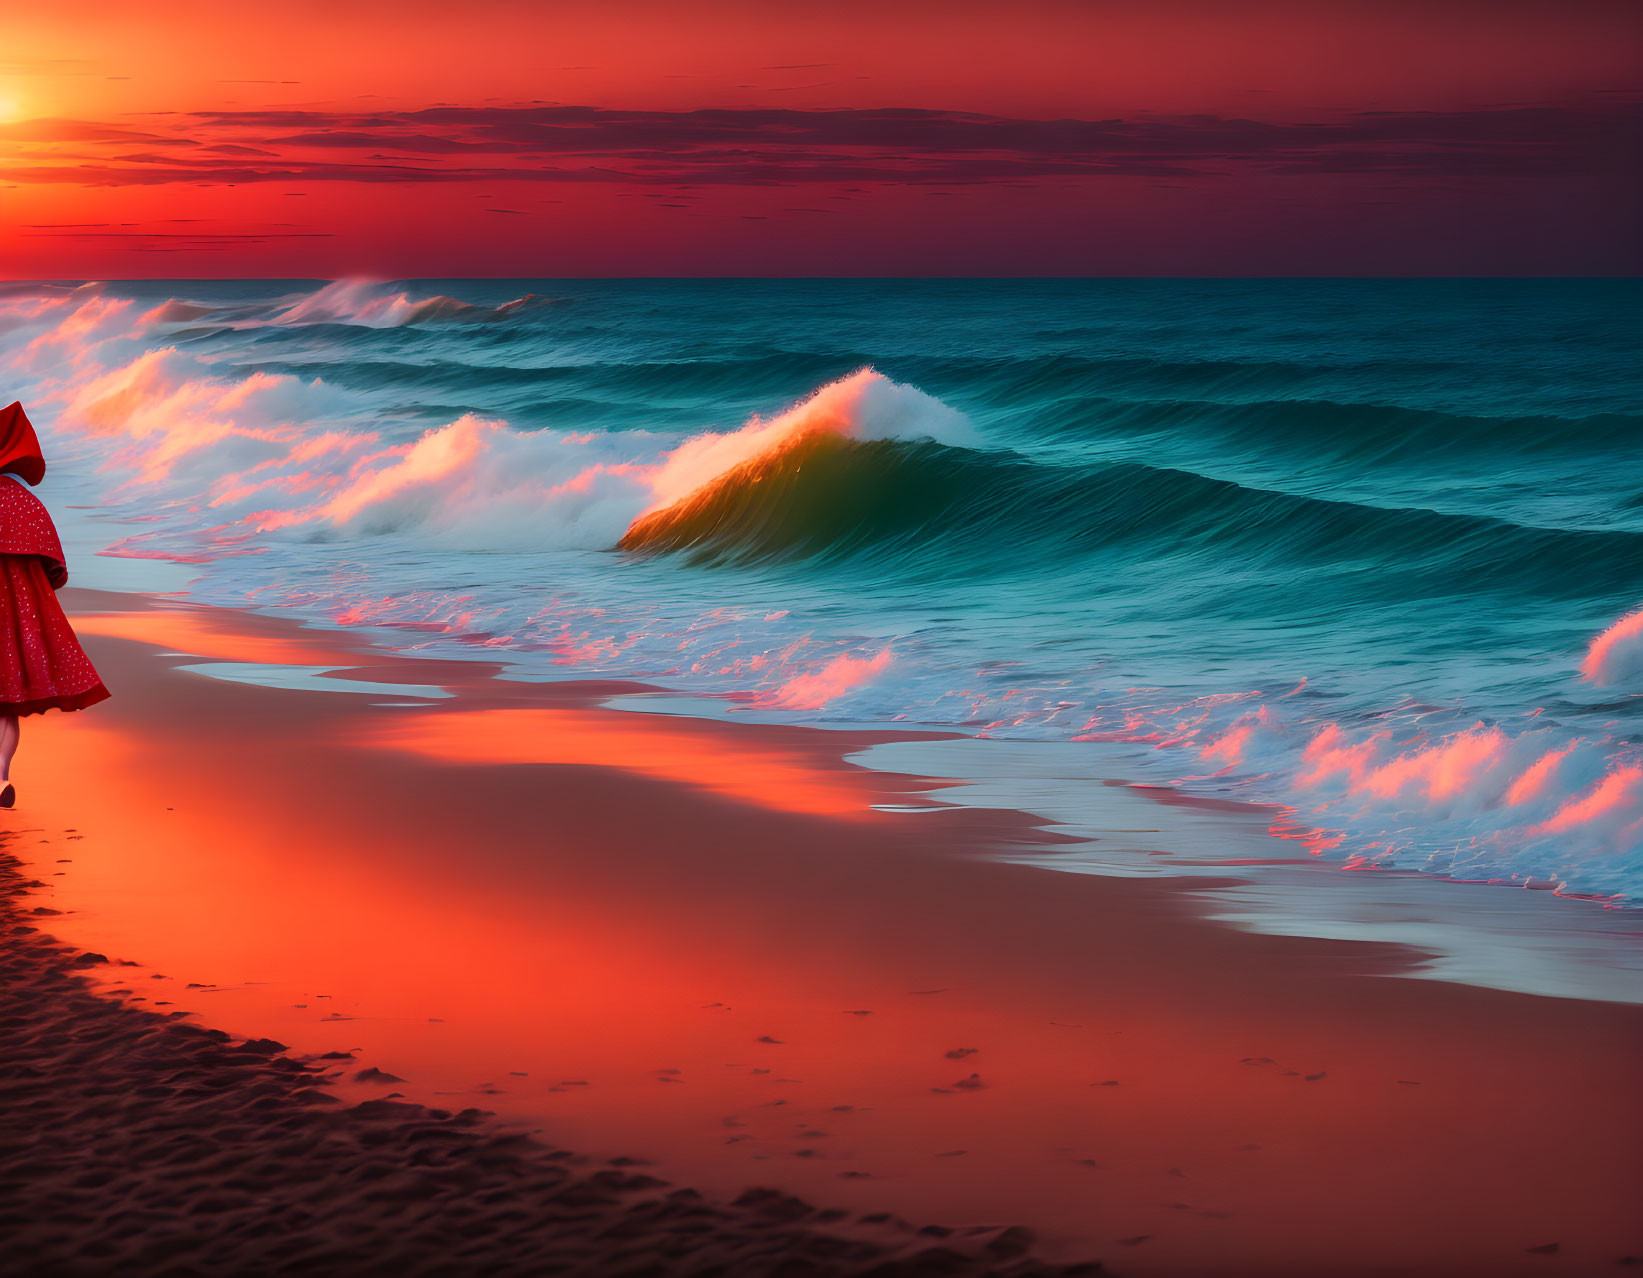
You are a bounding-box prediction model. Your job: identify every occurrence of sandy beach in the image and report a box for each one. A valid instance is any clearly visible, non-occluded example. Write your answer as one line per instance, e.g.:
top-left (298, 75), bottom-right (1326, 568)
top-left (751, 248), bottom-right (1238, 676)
top-left (2, 848), bottom-right (1108, 1277)
top-left (0, 587), bottom-right (1635, 1276)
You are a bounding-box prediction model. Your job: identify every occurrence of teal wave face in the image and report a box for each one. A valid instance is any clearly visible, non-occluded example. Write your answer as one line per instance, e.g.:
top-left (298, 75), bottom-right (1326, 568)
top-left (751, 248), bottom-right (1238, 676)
top-left (618, 432), bottom-right (1643, 604)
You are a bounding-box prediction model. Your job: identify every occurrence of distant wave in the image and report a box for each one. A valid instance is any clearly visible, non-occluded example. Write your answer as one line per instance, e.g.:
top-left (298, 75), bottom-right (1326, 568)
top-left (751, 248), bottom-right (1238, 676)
top-left (272, 280), bottom-right (552, 327)
top-left (906, 349), bottom-right (1467, 408)
top-left (214, 352), bottom-right (881, 412)
top-left (1038, 395), bottom-right (1643, 461)
top-left (136, 279), bottom-right (555, 330)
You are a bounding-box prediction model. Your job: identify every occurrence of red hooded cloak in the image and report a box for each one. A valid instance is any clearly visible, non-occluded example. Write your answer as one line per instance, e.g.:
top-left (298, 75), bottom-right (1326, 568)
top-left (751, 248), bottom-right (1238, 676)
top-left (0, 402), bottom-right (109, 716)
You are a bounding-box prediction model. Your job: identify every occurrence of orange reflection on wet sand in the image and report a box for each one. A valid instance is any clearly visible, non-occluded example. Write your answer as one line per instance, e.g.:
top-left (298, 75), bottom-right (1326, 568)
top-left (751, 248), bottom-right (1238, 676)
top-left (361, 707), bottom-right (889, 819)
top-left (71, 607), bottom-right (359, 668)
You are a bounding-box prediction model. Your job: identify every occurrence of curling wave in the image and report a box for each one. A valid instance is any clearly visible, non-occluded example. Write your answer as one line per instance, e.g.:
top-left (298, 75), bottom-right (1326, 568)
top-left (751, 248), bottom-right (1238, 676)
top-left (618, 431), bottom-right (1643, 600)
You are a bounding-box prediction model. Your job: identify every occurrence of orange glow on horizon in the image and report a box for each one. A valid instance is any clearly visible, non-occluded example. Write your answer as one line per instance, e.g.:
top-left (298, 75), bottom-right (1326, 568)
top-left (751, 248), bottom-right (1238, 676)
top-left (2, 2), bottom-right (1638, 277)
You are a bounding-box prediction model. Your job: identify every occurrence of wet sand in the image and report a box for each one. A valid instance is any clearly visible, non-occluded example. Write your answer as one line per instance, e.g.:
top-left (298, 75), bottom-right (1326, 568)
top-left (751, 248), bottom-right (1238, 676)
top-left (6, 588), bottom-right (1642, 1276)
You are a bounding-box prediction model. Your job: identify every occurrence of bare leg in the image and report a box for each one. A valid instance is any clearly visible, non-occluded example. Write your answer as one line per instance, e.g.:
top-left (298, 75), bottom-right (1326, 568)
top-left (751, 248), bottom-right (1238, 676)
top-left (0, 714), bottom-right (18, 782)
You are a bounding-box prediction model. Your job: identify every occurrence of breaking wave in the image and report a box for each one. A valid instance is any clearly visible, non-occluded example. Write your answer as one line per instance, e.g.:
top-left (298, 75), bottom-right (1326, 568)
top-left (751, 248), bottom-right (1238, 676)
top-left (618, 431), bottom-right (1643, 598)
top-left (1584, 608), bottom-right (1643, 689)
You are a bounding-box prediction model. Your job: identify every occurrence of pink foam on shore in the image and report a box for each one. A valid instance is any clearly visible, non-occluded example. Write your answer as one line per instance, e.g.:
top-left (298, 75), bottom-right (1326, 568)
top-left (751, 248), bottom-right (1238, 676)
top-left (758, 649), bottom-right (893, 711)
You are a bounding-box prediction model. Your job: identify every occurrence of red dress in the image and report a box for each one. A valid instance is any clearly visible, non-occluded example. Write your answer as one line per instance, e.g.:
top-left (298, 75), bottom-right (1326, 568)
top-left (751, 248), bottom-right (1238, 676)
top-left (0, 402), bottom-right (109, 718)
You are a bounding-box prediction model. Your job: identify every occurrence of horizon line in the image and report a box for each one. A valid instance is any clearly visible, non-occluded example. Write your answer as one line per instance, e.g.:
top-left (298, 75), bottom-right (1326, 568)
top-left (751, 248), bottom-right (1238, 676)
top-left (13, 274), bottom-right (1643, 284)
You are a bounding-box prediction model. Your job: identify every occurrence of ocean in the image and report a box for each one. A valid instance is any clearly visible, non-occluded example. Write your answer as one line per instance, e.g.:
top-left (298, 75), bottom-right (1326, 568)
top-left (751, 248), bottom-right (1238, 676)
top-left (4, 277), bottom-right (1641, 905)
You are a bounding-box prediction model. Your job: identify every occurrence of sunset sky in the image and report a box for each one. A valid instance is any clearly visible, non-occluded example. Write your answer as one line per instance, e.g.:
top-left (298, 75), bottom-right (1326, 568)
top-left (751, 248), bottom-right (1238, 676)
top-left (2, 0), bottom-right (1639, 277)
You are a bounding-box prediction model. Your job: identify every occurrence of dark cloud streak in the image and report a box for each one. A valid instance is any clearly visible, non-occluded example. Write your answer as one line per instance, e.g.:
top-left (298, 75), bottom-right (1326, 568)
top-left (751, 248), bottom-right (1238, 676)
top-left (11, 99), bottom-right (1639, 188)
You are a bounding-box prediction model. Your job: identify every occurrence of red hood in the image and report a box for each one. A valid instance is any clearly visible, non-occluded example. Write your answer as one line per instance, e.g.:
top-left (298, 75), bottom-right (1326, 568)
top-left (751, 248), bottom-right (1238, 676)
top-left (0, 402), bottom-right (46, 487)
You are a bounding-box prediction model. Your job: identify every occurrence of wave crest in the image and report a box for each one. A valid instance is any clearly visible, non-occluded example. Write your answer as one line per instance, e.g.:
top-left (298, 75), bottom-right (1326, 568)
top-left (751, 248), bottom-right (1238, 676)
top-left (621, 368), bottom-right (974, 551)
top-left (272, 280), bottom-right (551, 327)
top-left (1583, 607), bottom-right (1643, 688)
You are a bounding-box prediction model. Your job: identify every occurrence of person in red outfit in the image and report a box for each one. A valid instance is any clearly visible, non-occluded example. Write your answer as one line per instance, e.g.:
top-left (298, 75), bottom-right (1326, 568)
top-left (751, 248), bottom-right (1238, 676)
top-left (0, 402), bottom-right (110, 808)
